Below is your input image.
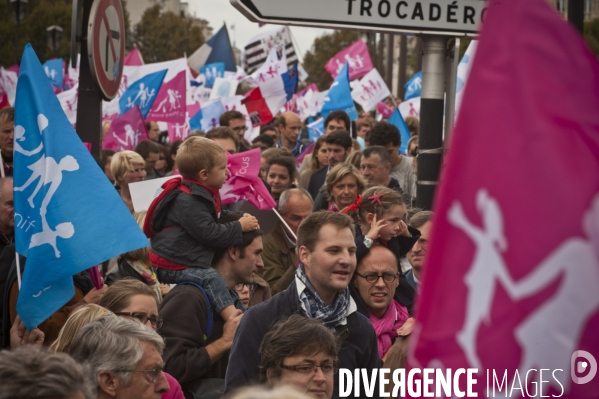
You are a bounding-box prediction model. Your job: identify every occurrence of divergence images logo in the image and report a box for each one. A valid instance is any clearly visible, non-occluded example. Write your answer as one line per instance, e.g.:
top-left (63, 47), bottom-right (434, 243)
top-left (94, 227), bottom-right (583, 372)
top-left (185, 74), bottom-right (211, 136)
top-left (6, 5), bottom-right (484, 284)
top-left (571, 350), bottom-right (597, 385)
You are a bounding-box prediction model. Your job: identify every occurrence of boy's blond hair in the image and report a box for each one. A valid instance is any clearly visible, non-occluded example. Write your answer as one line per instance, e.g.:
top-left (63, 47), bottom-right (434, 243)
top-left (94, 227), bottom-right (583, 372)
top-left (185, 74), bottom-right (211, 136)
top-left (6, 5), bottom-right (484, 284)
top-left (176, 136), bottom-right (226, 179)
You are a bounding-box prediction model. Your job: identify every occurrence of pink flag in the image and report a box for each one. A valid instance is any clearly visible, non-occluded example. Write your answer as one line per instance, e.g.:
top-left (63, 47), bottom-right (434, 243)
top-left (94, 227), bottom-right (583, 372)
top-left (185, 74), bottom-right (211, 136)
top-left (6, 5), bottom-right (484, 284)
top-left (409, 0), bottom-right (599, 397)
top-left (376, 101), bottom-right (393, 118)
top-left (325, 39), bottom-right (373, 81)
top-left (146, 70), bottom-right (186, 124)
top-left (102, 106), bottom-right (149, 151)
top-left (124, 47), bottom-right (144, 66)
top-left (221, 148), bottom-right (276, 210)
top-left (167, 121), bottom-right (190, 143)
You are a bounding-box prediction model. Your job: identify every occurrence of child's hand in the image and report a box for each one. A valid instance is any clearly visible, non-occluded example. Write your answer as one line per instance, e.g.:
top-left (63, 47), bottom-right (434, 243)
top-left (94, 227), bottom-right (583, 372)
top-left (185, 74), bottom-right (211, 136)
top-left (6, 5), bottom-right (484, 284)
top-left (398, 220), bottom-right (411, 237)
top-left (365, 214), bottom-right (387, 241)
top-left (240, 215), bottom-right (260, 232)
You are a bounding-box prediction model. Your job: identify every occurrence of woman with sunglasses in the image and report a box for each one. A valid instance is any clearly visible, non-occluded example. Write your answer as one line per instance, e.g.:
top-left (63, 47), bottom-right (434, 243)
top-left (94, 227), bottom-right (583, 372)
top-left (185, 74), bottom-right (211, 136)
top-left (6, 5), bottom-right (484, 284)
top-left (259, 315), bottom-right (339, 399)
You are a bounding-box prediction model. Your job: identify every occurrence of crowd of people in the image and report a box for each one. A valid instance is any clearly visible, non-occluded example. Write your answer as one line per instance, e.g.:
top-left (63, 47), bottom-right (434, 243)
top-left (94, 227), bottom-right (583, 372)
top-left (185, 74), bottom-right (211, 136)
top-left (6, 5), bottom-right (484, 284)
top-left (0, 103), bottom-right (432, 399)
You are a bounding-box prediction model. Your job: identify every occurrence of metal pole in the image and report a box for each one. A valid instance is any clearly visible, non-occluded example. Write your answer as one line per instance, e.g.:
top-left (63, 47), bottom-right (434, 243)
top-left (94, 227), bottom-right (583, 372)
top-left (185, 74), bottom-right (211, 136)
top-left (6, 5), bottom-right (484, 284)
top-left (75, 0), bottom-right (103, 157)
top-left (386, 34), bottom-right (394, 91)
top-left (378, 33), bottom-right (385, 77)
top-left (444, 38), bottom-right (460, 150)
top-left (567, 0), bottom-right (584, 33)
top-left (417, 35), bottom-right (446, 210)
top-left (398, 34), bottom-right (407, 100)
top-left (414, 36), bottom-right (423, 73)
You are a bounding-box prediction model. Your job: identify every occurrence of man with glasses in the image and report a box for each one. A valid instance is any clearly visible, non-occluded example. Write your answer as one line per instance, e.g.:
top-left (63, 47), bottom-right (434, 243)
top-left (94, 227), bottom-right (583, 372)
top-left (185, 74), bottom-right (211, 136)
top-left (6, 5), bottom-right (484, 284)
top-left (350, 246), bottom-right (410, 361)
top-left (220, 110), bottom-right (251, 152)
top-left (159, 213), bottom-right (264, 398)
top-left (69, 316), bottom-right (170, 399)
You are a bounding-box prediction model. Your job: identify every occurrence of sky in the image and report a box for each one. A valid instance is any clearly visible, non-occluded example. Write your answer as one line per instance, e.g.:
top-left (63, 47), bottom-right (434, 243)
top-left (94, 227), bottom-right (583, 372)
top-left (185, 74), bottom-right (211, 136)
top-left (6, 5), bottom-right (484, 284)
top-left (186, 0), bottom-right (335, 61)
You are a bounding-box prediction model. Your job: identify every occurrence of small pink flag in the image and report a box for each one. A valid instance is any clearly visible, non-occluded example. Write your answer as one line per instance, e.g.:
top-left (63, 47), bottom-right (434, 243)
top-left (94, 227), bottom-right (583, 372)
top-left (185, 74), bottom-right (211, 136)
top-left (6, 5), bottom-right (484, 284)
top-left (221, 148), bottom-right (276, 210)
top-left (146, 70), bottom-right (186, 124)
top-left (325, 39), bottom-right (373, 81)
top-left (102, 106), bottom-right (149, 151)
top-left (124, 47), bottom-right (144, 66)
top-left (409, 0), bottom-right (599, 397)
top-left (376, 101), bottom-right (393, 118)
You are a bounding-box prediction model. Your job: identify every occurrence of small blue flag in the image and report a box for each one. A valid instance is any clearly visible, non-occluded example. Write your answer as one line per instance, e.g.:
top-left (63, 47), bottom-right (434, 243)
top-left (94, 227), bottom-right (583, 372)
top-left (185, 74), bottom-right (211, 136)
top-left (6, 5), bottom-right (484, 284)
top-left (282, 63), bottom-right (299, 101)
top-left (320, 62), bottom-right (358, 122)
top-left (200, 62), bottom-right (225, 89)
top-left (119, 69), bottom-right (167, 118)
top-left (189, 108), bottom-right (203, 131)
top-left (42, 58), bottom-right (64, 90)
top-left (308, 118), bottom-right (325, 142)
top-left (200, 100), bottom-right (226, 131)
top-left (404, 71), bottom-right (422, 101)
top-left (203, 25), bottom-right (236, 72)
top-left (388, 108), bottom-right (411, 155)
top-left (14, 44), bottom-right (149, 329)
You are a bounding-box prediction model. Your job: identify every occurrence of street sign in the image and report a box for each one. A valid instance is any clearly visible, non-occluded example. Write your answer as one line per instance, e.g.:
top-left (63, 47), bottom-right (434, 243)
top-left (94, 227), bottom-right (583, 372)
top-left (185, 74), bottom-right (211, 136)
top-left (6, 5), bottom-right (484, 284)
top-left (87, 0), bottom-right (125, 100)
top-left (231, 0), bottom-right (487, 36)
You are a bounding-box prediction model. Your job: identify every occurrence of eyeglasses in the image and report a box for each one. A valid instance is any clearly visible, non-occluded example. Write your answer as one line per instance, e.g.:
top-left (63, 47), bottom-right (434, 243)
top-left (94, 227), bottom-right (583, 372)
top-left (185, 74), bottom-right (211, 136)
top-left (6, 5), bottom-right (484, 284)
top-left (234, 283), bottom-right (255, 293)
top-left (415, 238), bottom-right (429, 249)
top-left (115, 312), bottom-right (163, 329)
top-left (354, 272), bottom-right (399, 283)
top-left (281, 363), bottom-right (337, 375)
top-left (114, 366), bottom-right (164, 384)
top-left (231, 126), bottom-right (248, 133)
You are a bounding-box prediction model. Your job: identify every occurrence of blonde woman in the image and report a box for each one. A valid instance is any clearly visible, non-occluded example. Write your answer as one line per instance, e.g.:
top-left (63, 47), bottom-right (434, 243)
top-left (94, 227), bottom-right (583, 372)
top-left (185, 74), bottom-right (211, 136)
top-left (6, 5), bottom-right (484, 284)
top-left (312, 164), bottom-right (366, 212)
top-left (110, 150), bottom-right (146, 212)
top-left (50, 304), bottom-right (112, 354)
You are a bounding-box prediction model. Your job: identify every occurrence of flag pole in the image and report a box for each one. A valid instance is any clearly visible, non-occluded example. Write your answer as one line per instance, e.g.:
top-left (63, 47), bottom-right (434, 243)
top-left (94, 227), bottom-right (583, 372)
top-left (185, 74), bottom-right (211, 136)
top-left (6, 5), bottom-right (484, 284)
top-left (15, 253), bottom-right (22, 289)
top-left (272, 208), bottom-right (297, 241)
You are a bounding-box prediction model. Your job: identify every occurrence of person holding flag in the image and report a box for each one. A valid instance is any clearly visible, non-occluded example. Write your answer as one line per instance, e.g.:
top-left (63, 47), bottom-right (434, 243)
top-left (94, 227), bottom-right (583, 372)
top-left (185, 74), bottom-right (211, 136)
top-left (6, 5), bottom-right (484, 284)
top-left (6, 44), bottom-right (149, 344)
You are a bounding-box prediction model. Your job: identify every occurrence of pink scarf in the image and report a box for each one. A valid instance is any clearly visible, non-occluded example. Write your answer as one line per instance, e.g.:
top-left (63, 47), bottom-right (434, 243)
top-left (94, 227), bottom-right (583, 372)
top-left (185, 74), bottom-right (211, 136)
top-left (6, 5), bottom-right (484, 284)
top-left (369, 299), bottom-right (410, 359)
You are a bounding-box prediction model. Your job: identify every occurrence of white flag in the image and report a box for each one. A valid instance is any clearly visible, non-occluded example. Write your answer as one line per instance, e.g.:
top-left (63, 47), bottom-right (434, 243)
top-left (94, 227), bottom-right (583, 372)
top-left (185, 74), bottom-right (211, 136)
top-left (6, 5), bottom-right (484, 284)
top-left (351, 68), bottom-right (391, 112)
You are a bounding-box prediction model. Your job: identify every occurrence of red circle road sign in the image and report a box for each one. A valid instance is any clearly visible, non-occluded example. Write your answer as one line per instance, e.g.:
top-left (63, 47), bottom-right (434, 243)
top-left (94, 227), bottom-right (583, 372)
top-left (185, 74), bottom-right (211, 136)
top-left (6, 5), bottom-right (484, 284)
top-left (87, 0), bottom-right (125, 101)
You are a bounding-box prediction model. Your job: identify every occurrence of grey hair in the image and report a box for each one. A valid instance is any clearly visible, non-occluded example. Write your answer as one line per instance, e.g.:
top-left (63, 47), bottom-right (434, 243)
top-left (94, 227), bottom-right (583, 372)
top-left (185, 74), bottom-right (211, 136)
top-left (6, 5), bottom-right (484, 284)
top-left (278, 188), bottom-right (313, 215)
top-left (69, 316), bottom-right (164, 387)
top-left (408, 210), bottom-right (434, 228)
top-left (0, 346), bottom-right (95, 399)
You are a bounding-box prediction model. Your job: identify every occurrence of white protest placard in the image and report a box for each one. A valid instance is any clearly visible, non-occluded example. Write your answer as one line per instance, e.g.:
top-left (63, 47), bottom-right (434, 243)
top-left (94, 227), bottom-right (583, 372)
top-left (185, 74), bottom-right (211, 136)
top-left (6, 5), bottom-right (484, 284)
top-left (130, 176), bottom-right (178, 213)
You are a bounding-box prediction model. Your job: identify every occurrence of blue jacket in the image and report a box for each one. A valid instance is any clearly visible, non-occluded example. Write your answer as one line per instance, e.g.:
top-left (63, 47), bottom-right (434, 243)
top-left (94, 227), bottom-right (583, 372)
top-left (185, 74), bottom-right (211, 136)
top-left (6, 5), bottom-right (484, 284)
top-left (224, 279), bottom-right (382, 398)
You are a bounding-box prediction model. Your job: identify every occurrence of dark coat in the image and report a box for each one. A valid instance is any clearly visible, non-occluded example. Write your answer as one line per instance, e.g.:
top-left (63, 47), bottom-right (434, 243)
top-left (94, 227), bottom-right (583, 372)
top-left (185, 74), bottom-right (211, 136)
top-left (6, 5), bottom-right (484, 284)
top-left (149, 180), bottom-right (243, 268)
top-left (307, 166), bottom-right (328, 200)
top-left (159, 284), bottom-right (227, 399)
top-left (224, 281), bottom-right (382, 398)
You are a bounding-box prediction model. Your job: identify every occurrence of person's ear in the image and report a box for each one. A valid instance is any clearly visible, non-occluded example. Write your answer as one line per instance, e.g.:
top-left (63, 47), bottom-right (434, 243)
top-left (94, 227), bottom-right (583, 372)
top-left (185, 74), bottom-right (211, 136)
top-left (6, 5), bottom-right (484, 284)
top-left (97, 371), bottom-right (118, 398)
top-left (228, 246), bottom-right (238, 261)
top-left (266, 368), bottom-right (276, 385)
top-left (384, 162), bottom-right (391, 173)
top-left (198, 168), bottom-right (209, 182)
top-left (298, 246), bottom-right (310, 265)
top-left (365, 212), bottom-right (375, 224)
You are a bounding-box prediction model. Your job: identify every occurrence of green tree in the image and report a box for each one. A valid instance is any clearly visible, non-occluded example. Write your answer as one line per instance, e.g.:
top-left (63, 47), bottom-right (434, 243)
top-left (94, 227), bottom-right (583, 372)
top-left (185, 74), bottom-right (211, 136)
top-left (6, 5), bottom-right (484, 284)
top-left (134, 5), bottom-right (204, 63)
top-left (584, 18), bottom-right (599, 57)
top-left (303, 30), bottom-right (361, 91)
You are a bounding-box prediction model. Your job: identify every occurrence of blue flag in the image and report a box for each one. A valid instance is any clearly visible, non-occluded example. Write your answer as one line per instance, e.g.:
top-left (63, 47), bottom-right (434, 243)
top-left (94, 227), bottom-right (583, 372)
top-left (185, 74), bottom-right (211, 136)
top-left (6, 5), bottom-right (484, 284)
top-left (404, 71), bottom-right (422, 101)
top-left (308, 118), bottom-right (325, 142)
top-left (388, 108), bottom-right (411, 155)
top-left (119, 69), bottom-right (167, 118)
top-left (189, 108), bottom-right (203, 131)
top-left (200, 62), bottom-right (225, 89)
top-left (14, 44), bottom-right (149, 329)
top-left (203, 25), bottom-right (236, 72)
top-left (42, 58), bottom-right (64, 90)
top-left (200, 100), bottom-right (226, 131)
top-left (282, 63), bottom-right (299, 101)
top-left (320, 62), bottom-right (358, 121)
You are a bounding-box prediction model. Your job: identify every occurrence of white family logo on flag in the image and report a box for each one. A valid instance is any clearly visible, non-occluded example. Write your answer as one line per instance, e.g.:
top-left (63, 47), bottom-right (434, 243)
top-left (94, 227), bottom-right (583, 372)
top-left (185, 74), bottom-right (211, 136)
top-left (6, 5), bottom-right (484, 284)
top-left (44, 66), bottom-right (57, 81)
top-left (448, 189), bottom-right (599, 396)
top-left (335, 54), bottom-right (366, 74)
top-left (112, 124), bottom-right (143, 151)
top-left (14, 114), bottom-right (79, 258)
top-left (125, 82), bottom-right (156, 109)
top-left (359, 79), bottom-right (384, 100)
top-left (153, 89), bottom-right (182, 112)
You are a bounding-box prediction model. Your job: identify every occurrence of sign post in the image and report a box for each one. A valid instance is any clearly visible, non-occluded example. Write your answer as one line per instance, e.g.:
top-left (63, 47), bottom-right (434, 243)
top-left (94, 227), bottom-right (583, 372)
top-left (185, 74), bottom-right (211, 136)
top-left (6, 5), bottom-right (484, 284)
top-left (230, 0), bottom-right (484, 209)
top-left (72, 0), bottom-right (125, 157)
